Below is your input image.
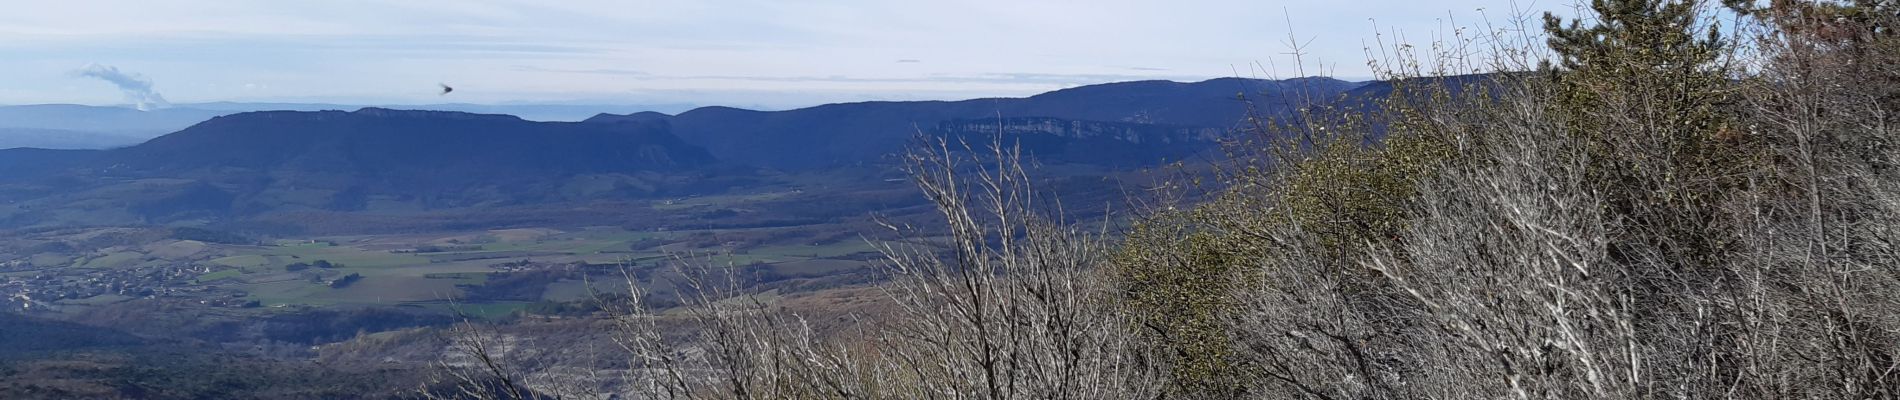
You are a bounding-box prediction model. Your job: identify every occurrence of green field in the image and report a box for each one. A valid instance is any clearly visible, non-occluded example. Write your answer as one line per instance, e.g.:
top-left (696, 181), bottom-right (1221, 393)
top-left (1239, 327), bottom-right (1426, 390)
top-left (211, 255), bottom-right (271, 268)
top-left (16, 224), bottom-right (907, 315)
top-left (195, 268), bottom-right (245, 283)
top-left (78, 251), bottom-right (144, 269)
top-left (189, 229), bottom-right (661, 307)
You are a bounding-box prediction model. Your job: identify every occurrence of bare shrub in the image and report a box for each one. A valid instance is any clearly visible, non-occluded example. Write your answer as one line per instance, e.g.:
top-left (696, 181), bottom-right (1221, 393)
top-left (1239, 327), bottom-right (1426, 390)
top-left (865, 139), bottom-right (1161, 399)
top-left (1207, 1), bottom-right (1900, 398)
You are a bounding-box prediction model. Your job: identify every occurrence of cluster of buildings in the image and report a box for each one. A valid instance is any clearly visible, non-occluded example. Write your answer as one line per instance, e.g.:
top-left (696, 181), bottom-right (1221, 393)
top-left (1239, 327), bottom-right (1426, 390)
top-left (0, 262), bottom-right (243, 311)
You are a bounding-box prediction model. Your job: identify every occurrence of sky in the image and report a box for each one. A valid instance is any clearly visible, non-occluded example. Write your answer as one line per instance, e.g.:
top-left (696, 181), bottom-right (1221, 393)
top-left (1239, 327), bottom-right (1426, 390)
top-left (0, 1), bottom-right (1565, 110)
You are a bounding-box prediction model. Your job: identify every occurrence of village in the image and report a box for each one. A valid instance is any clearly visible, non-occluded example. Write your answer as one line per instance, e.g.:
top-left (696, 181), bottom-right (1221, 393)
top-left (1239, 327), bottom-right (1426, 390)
top-left (2, 260), bottom-right (256, 312)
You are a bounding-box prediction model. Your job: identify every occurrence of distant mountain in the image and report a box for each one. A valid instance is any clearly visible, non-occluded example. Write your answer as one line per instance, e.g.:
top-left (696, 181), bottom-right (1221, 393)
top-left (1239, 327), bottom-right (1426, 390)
top-left (0, 105), bottom-right (229, 149)
top-left (0, 108), bottom-right (723, 225)
top-left (0, 104), bottom-right (228, 134)
top-left (116, 108), bottom-right (711, 174)
top-left (0, 102), bottom-right (703, 151)
top-left (0, 128), bottom-right (148, 150)
top-left (178, 102), bottom-right (704, 122)
top-left (588, 77), bottom-right (1367, 169)
top-left (3, 77), bottom-right (1364, 157)
top-left (0, 77), bottom-right (1386, 230)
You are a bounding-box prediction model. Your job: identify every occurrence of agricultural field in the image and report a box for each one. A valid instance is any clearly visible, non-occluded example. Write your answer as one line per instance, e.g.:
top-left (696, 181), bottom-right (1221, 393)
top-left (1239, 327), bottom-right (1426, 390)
top-left (0, 223), bottom-right (897, 318)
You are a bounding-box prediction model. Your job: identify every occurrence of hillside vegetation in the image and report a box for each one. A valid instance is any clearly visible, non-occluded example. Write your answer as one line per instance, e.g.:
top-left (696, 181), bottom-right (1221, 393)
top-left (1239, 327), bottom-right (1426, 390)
top-left (434, 1), bottom-right (1900, 399)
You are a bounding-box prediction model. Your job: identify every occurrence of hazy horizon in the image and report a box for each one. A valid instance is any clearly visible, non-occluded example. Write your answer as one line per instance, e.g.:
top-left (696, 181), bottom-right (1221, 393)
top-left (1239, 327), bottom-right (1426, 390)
top-left (2, 0), bottom-right (1555, 110)
top-left (0, 75), bottom-right (1353, 114)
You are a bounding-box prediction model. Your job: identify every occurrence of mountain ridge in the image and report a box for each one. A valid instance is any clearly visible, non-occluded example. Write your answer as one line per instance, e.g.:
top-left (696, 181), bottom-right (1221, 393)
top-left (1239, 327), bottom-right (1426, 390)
top-left (0, 76), bottom-right (1396, 229)
top-left (0, 107), bottom-right (727, 226)
top-left (112, 107), bottom-right (709, 174)
top-left (585, 77), bottom-right (1368, 169)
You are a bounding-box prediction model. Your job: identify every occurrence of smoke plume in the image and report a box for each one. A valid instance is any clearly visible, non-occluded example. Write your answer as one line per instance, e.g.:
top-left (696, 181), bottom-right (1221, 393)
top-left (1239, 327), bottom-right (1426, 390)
top-left (73, 64), bottom-right (170, 111)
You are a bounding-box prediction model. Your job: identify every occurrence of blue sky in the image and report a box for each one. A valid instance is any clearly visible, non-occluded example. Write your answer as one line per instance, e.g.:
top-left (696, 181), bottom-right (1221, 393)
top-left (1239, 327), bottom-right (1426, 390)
top-left (0, 1), bottom-right (1561, 110)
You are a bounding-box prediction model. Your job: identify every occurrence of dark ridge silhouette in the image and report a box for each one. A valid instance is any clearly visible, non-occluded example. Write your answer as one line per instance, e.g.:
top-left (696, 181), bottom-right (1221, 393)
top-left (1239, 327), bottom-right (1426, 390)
top-left (587, 77), bottom-right (1367, 169)
top-left (0, 77), bottom-right (1407, 228)
top-left (0, 108), bottom-right (726, 225)
top-left (115, 107), bottom-right (711, 174)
